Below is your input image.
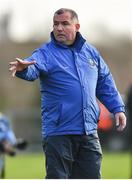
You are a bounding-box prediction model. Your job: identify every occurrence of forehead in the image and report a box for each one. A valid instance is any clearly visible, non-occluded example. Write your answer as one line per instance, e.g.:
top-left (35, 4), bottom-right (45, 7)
top-left (53, 12), bottom-right (72, 22)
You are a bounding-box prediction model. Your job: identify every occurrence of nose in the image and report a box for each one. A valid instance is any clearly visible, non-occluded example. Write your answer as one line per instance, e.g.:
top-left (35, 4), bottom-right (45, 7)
top-left (57, 24), bottom-right (63, 31)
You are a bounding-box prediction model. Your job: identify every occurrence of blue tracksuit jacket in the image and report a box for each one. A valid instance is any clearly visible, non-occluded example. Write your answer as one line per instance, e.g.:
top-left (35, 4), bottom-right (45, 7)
top-left (16, 32), bottom-right (125, 137)
top-left (0, 113), bottom-right (16, 145)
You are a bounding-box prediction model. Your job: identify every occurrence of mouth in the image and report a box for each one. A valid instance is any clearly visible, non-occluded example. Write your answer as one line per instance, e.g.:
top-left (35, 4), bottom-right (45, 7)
top-left (57, 34), bottom-right (65, 37)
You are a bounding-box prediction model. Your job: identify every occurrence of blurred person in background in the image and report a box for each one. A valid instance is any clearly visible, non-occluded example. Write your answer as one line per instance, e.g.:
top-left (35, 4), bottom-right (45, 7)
top-left (0, 113), bottom-right (17, 157)
top-left (9, 8), bottom-right (126, 179)
top-left (0, 113), bottom-right (27, 178)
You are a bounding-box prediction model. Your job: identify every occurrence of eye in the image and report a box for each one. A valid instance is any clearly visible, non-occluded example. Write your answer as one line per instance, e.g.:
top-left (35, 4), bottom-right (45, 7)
top-left (62, 21), bottom-right (70, 25)
top-left (53, 21), bottom-right (59, 26)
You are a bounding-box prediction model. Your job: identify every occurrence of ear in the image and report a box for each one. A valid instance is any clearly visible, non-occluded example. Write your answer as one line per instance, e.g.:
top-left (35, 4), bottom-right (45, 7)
top-left (75, 23), bottom-right (80, 32)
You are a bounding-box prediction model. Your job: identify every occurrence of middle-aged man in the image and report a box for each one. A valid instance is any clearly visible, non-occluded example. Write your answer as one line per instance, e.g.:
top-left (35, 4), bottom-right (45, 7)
top-left (9, 8), bottom-right (126, 179)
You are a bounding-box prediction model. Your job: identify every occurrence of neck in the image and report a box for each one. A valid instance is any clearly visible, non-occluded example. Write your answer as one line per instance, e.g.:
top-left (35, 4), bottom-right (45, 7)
top-left (63, 39), bottom-right (75, 45)
top-left (51, 31), bottom-right (86, 52)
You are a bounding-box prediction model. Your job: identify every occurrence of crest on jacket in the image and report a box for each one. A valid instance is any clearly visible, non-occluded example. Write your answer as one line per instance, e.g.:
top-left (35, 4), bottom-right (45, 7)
top-left (88, 59), bottom-right (96, 67)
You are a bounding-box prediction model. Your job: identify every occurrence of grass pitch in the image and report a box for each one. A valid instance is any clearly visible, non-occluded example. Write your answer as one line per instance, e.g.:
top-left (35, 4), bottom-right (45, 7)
top-left (5, 151), bottom-right (131, 179)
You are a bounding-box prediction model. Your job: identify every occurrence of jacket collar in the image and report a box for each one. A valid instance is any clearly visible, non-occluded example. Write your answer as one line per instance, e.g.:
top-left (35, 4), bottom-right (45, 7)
top-left (50, 31), bottom-right (86, 52)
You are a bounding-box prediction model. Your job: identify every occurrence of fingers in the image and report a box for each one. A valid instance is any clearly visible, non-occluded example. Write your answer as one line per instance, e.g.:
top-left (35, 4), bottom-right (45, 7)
top-left (117, 124), bottom-right (126, 131)
top-left (118, 116), bottom-right (126, 131)
top-left (115, 112), bottom-right (126, 132)
top-left (9, 58), bottom-right (36, 66)
top-left (9, 59), bottom-right (18, 77)
top-left (9, 65), bottom-right (16, 77)
top-left (9, 66), bottom-right (16, 77)
top-left (115, 118), bottom-right (119, 127)
top-left (9, 61), bottom-right (18, 66)
top-left (12, 69), bottom-right (16, 77)
top-left (117, 124), bottom-right (124, 131)
top-left (15, 58), bottom-right (36, 65)
top-left (9, 65), bottom-right (16, 71)
top-left (115, 118), bottom-right (121, 131)
top-left (9, 58), bottom-right (36, 77)
top-left (9, 58), bottom-right (23, 65)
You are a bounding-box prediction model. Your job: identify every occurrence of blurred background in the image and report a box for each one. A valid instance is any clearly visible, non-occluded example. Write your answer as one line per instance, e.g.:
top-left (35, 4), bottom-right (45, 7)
top-left (0, 0), bottom-right (132, 178)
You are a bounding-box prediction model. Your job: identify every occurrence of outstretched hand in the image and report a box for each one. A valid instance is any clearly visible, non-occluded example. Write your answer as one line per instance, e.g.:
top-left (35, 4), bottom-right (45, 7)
top-left (9, 58), bottom-right (36, 77)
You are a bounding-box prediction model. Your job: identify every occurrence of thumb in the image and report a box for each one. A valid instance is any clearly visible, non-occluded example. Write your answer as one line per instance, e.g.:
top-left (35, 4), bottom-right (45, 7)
top-left (15, 58), bottom-right (24, 63)
top-left (15, 58), bottom-right (36, 65)
top-left (27, 60), bottom-right (36, 65)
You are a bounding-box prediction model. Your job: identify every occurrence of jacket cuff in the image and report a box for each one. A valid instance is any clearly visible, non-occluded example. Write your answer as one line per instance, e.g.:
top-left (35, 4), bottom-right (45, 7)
top-left (15, 68), bottom-right (28, 77)
top-left (112, 106), bottom-right (125, 115)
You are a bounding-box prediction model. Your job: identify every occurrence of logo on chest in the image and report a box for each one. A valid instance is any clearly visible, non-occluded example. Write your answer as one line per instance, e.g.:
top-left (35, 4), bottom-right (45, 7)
top-left (88, 59), bottom-right (97, 67)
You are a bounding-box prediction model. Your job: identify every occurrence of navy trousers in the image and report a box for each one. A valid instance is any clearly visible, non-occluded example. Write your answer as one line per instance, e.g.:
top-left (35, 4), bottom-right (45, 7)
top-left (42, 132), bottom-right (102, 179)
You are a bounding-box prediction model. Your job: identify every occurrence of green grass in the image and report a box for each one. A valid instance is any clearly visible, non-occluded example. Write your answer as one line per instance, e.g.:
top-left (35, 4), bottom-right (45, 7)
top-left (5, 152), bottom-right (131, 179)
top-left (5, 153), bottom-right (45, 179)
top-left (102, 151), bottom-right (131, 179)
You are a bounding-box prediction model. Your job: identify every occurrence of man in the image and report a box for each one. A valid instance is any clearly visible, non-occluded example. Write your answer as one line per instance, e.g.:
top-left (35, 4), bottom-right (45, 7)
top-left (9, 8), bottom-right (126, 179)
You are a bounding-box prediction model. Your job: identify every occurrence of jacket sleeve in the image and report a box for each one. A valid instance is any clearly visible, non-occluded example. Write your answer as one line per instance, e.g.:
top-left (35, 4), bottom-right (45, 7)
top-left (96, 53), bottom-right (125, 115)
top-left (16, 49), bottom-right (49, 81)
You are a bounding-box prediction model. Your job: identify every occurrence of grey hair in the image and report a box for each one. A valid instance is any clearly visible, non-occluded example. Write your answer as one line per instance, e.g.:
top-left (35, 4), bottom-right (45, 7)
top-left (54, 8), bottom-right (79, 22)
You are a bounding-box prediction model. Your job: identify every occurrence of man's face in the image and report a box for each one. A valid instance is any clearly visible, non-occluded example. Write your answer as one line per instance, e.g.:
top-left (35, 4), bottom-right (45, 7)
top-left (53, 12), bottom-right (80, 45)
